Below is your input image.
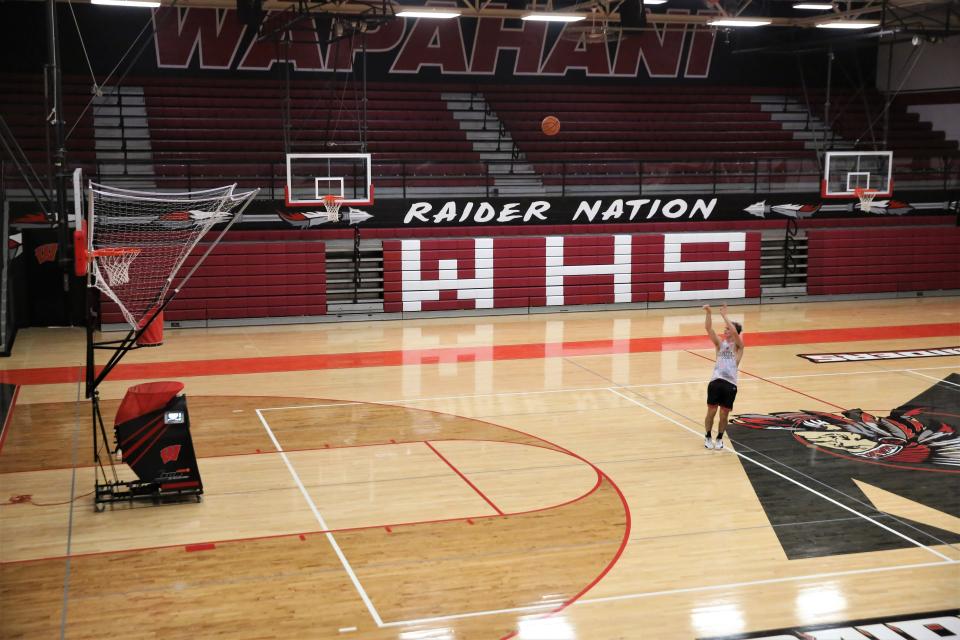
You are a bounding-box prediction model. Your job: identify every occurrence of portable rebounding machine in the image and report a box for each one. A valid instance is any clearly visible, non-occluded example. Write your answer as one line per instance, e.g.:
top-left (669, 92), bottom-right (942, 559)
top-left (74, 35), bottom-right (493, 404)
top-left (73, 169), bottom-right (258, 510)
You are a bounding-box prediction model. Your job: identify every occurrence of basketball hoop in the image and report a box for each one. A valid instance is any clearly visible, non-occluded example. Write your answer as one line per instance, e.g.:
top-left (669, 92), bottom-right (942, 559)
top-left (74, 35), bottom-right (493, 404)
top-left (854, 187), bottom-right (878, 213)
top-left (94, 248), bottom-right (140, 286)
top-left (322, 195), bottom-right (343, 223)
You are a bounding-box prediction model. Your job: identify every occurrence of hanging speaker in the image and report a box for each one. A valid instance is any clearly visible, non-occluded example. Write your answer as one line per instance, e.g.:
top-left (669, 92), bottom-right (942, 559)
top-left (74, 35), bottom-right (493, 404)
top-left (619, 0), bottom-right (646, 28)
top-left (236, 0), bottom-right (263, 27)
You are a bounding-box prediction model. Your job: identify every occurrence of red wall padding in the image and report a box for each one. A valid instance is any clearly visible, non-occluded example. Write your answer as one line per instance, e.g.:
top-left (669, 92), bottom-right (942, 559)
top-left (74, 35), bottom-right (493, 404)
top-left (806, 226), bottom-right (960, 295)
top-left (100, 240), bottom-right (326, 324)
top-left (383, 232), bottom-right (761, 313)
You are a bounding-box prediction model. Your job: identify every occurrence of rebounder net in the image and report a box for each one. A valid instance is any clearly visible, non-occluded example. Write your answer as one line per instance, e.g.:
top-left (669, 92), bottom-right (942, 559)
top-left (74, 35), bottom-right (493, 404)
top-left (76, 178), bottom-right (258, 330)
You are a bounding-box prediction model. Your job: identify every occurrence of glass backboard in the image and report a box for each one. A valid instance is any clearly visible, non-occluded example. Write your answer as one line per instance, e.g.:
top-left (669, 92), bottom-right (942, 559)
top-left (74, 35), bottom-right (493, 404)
top-left (822, 151), bottom-right (893, 198)
top-left (285, 153), bottom-right (374, 207)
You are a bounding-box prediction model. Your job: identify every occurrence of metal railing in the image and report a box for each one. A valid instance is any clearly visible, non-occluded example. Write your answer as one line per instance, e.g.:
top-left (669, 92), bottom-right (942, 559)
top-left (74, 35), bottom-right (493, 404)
top-left (2, 153), bottom-right (958, 202)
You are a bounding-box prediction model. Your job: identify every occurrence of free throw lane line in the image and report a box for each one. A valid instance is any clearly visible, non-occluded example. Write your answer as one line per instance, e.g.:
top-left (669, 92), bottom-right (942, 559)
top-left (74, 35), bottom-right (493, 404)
top-left (255, 409), bottom-right (384, 627)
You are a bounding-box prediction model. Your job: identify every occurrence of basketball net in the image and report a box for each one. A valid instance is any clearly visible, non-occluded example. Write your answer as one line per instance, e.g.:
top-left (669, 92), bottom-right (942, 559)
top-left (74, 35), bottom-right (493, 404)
top-left (854, 187), bottom-right (878, 213)
top-left (80, 180), bottom-right (257, 330)
top-left (96, 248), bottom-right (140, 287)
top-left (322, 194), bottom-right (343, 222)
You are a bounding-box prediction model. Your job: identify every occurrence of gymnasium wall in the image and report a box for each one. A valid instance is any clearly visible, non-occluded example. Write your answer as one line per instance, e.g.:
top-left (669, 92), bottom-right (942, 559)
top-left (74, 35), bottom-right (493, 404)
top-left (0, 3), bottom-right (874, 86)
top-left (93, 217), bottom-right (958, 327)
top-left (876, 36), bottom-right (960, 92)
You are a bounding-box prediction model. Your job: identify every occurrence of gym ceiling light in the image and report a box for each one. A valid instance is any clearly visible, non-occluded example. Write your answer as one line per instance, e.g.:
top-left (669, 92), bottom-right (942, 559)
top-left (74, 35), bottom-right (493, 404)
top-left (816, 20), bottom-right (881, 28)
top-left (91, 0), bottom-right (161, 7)
top-left (522, 13), bottom-right (588, 22)
top-left (396, 9), bottom-right (462, 18)
top-left (708, 17), bottom-right (773, 27)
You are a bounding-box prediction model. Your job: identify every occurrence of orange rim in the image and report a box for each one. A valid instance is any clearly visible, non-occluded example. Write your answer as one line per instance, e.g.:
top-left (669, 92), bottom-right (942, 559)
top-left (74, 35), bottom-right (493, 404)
top-left (92, 247), bottom-right (140, 258)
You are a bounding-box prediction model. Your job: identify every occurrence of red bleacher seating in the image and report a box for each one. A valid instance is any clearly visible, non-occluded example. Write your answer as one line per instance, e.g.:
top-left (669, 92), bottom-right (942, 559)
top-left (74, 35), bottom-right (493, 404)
top-left (99, 240), bottom-right (328, 324)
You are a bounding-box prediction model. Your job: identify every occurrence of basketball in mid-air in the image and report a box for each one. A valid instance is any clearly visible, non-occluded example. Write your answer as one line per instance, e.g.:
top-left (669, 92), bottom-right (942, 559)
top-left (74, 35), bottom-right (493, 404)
top-left (541, 115), bottom-right (561, 136)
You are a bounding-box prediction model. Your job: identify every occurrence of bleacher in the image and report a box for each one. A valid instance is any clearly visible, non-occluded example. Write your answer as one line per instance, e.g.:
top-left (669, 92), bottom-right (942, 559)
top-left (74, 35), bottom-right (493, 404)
top-left (99, 236), bottom-right (328, 324)
top-left (807, 225), bottom-right (960, 295)
top-left (482, 85), bottom-right (815, 193)
top-left (0, 74), bottom-right (98, 175)
top-left (3, 73), bottom-right (956, 197)
top-left (140, 77), bottom-right (487, 194)
top-left (486, 85), bottom-right (807, 160)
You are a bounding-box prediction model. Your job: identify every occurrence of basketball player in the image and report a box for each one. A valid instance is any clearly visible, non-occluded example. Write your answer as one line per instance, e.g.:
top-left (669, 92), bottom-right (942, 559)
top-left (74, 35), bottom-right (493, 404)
top-left (703, 304), bottom-right (743, 450)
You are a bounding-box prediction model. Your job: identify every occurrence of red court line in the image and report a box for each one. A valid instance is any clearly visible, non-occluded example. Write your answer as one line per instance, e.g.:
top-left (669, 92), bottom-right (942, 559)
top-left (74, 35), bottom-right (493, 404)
top-left (684, 350), bottom-right (847, 410)
top-left (1, 322), bottom-right (957, 386)
top-left (2, 440), bottom-right (607, 566)
top-left (501, 468), bottom-right (632, 640)
top-left (425, 440), bottom-right (505, 516)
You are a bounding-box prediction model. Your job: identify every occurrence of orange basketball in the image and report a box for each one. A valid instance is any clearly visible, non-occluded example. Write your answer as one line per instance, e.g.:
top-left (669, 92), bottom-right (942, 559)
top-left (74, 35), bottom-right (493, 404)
top-left (541, 115), bottom-right (561, 136)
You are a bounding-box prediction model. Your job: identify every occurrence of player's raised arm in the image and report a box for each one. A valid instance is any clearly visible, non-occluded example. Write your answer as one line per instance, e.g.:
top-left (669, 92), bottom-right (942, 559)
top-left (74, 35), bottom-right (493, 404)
top-left (720, 304), bottom-right (744, 350)
top-left (703, 305), bottom-right (720, 347)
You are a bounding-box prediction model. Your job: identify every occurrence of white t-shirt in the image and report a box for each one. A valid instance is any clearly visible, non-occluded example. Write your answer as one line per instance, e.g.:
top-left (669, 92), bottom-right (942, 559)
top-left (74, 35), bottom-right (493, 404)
top-left (711, 339), bottom-right (739, 386)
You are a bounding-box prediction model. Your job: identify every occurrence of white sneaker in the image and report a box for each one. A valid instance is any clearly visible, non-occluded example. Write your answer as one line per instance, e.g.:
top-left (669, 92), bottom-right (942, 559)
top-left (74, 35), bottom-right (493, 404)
top-left (715, 438), bottom-right (725, 450)
top-left (704, 436), bottom-right (714, 449)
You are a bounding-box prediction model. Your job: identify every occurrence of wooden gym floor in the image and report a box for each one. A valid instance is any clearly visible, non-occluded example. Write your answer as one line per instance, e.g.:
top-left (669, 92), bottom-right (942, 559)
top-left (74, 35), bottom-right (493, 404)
top-left (0, 298), bottom-right (958, 639)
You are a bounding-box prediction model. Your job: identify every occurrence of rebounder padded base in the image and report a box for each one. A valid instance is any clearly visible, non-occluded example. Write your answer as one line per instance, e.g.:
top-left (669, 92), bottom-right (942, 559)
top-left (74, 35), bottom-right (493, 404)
top-left (136, 310), bottom-right (164, 347)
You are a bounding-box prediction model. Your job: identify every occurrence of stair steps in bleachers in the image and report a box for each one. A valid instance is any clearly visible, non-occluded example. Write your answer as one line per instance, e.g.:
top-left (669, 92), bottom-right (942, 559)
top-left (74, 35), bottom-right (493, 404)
top-left (760, 230), bottom-right (808, 301)
top-left (324, 239), bottom-right (385, 314)
top-left (92, 86), bottom-right (156, 188)
top-left (753, 95), bottom-right (853, 152)
top-left (442, 92), bottom-right (546, 196)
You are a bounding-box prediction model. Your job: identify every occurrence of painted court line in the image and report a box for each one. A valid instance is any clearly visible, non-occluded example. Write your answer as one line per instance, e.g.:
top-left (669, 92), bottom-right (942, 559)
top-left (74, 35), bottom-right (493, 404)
top-left (607, 388), bottom-right (954, 562)
top-left (60, 378), bottom-right (84, 639)
top-left (4, 321), bottom-right (958, 386)
top-left (259, 400), bottom-right (365, 412)
top-left (253, 363), bottom-right (960, 415)
top-left (425, 441), bottom-right (504, 516)
top-left (767, 364), bottom-right (960, 380)
top-left (379, 560), bottom-right (958, 627)
top-left (685, 350), bottom-right (847, 410)
top-left (257, 386), bottom-right (620, 412)
top-left (254, 409), bottom-right (385, 627)
top-left (907, 369), bottom-right (960, 389)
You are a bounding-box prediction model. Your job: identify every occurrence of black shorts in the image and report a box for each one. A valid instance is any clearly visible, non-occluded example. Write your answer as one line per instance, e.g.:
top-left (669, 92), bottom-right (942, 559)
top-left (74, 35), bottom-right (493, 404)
top-left (707, 378), bottom-right (738, 410)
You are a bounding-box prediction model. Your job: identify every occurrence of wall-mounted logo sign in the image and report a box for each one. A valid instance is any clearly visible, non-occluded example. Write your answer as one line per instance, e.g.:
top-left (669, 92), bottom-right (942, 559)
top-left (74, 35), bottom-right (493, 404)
top-left (34, 243), bottom-right (58, 264)
top-left (384, 232), bottom-right (760, 312)
top-left (798, 347), bottom-right (960, 363)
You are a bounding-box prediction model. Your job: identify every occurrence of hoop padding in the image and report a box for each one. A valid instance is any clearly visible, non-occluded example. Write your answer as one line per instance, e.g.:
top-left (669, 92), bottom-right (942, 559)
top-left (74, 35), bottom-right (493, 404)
top-left (87, 183), bottom-right (257, 330)
top-left (855, 187), bottom-right (878, 213)
top-left (73, 225), bottom-right (88, 276)
top-left (322, 194), bottom-right (342, 222)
